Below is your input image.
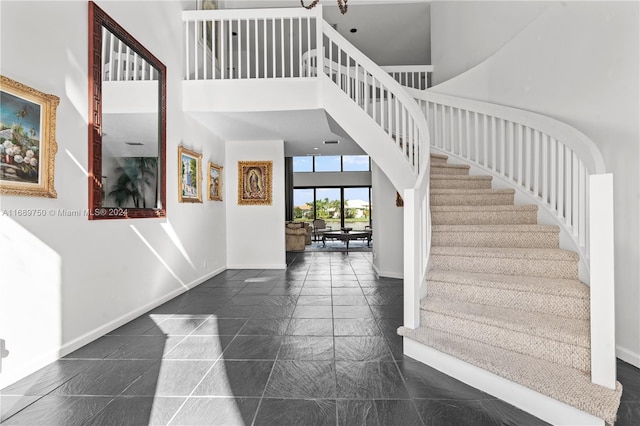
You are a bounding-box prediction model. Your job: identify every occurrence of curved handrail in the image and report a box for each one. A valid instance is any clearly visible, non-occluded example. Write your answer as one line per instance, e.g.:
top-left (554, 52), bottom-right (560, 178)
top-left (408, 86), bottom-right (606, 265)
top-left (407, 87), bottom-right (605, 174)
top-left (321, 21), bottom-right (431, 176)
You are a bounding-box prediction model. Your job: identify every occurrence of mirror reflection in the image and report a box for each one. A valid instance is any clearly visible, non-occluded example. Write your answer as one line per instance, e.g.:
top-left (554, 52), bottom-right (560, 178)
top-left (100, 27), bottom-right (160, 209)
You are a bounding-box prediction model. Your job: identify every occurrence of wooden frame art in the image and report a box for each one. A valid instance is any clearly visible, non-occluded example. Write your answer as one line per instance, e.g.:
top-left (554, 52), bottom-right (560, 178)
top-left (237, 160), bottom-right (272, 206)
top-left (208, 162), bottom-right (223, 201)
top-left (0, 75), bottom-right (59, 198)
top-left (178, 146), bottom-right (202, 203)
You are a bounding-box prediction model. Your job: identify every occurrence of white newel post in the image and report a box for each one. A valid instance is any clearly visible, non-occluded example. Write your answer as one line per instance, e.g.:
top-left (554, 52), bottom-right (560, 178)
top-left (403, 187), bottom-right (420, 329)
top-left (589, 173), bottom-right (616, 389)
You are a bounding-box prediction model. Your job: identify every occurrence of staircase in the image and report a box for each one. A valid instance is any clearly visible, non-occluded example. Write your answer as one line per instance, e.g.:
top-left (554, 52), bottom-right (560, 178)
top-left (399, 153), bottom-right (622, 424)
top-left (182, 6), bottom-right (619, 424)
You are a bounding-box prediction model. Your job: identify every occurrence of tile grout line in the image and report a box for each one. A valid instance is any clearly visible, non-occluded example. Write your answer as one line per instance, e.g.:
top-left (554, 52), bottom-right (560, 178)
top-left (165, 310), bottom-right (244, 426)
top-left (248, 263), bottom-right (307, 426)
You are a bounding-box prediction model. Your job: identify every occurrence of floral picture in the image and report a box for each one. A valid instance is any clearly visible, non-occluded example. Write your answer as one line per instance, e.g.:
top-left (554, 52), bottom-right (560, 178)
top-left (178, 146), bottom-right (202, 203)
top-left (238, 160), bottom-right (272, 205)
top-left (208, 162), bottom-right (223, 201)
top-left (0, 75), bottom-right (59, 197)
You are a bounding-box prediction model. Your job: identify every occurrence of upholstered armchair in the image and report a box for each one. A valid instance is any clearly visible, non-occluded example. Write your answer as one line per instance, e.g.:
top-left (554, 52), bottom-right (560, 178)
top-left (285, 223), bottom-right (306, 251)
top-left (312, 219), bottom-right (332, 241)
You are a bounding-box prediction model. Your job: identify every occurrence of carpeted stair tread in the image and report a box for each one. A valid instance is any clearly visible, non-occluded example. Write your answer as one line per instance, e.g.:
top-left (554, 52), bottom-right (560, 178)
top-left (421, 297), bottom-right (589, 347)
top-left (431, 163), bottom-right (470, 170)
top-left (431, 246), bottom-right (579, 262)
top-left (427, 270), bottom-right (588, 299)
top-left (431, 188), bottom-right (515, 196)
top-left (432, 224), bottom-right (558, 233)
top-left (427, 272), bottom-right (589, 320)
top-left (431, 175), bottom-right (493, 189)
top-left (431, 205), bottom-right (538, 225)
top-left (431, 164), bottom-right (471, 175)
top-left (431, 175), bottom-right (492, 181)
top-left (397, 327), bottom-right (622, 424)
top-left (432, 204), bottom-right (538, 212)
top-left (431, 247), bottom-right (579, 279)
top-left (432, 224), bottom-right (560, 249)
top-left (420, 303), bottom-right (590, 372)
top-left (431, 188), bottom-right (515, 206)
top-left (430, 153), bottom-right (448, 164)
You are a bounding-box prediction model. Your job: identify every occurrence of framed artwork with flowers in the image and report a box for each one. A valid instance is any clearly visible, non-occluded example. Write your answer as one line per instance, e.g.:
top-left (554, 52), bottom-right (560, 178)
top-left (0, 75), bottom-right (59, 197)
top-left (178, 145), bottom-right (202, 203)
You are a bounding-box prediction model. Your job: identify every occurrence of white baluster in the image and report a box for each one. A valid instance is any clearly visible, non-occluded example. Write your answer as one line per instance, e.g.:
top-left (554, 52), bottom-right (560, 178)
top-left (550, 137), bottom-right (557, 211)
top-left (542, 134), bottom-right (549, 203)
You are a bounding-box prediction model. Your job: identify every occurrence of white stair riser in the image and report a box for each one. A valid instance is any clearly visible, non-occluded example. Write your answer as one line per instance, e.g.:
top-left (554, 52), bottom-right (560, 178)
top-left (431, 210), bottom-right (538, 225)
top-left (431, 178), bottom-right (493, 190)
top-left (432, 231), bottom-right (559, 248)
top-left (421, 310), bottom-right (591, 373)
top-left (431, 254), bottom-right (579, 279)
top-left (427, 281), bottom-right (590, 320)
top-left (431, 192), bottom-right (514, 206)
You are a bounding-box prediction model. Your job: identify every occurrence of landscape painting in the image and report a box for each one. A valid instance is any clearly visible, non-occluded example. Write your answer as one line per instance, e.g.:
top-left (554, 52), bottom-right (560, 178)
top-left (0, 75), bottom-right (59, 197)
top-left (178, 146), bottom-right (202, 203)
top-left (208, 162), bottom-right (222, 201)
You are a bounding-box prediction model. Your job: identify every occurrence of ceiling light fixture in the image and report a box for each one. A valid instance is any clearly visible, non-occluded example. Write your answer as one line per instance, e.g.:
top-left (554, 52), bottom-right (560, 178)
top-left (301, 0), bottom-right (348, 15)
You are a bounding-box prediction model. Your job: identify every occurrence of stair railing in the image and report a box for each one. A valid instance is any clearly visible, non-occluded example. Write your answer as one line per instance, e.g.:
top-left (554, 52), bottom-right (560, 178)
top-left (302, 50), bottom-right (433, 90)
top-left (183, 8), bottom-right (322, 80)
top-left (408, 87), bottom-right (615, 389)
top-left (319, 22), bottom-right (432, 328)
top-left (381, 65), bottom-right (434, 90)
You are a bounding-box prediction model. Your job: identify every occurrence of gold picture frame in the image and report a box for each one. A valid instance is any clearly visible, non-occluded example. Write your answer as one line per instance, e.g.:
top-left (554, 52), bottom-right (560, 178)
top-left (178, 146), bottom-right (202, 203)
top-left (0, 75), bottom-right (59, 197)
top-left (237, 160), bottom-right (272, 206)
top-left (208, 162), bottom-right (223, 201)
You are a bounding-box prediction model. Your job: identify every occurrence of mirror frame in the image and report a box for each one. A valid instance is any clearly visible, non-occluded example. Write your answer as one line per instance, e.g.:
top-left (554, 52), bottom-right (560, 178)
top-left (88, 1), bottom-right (166, 220)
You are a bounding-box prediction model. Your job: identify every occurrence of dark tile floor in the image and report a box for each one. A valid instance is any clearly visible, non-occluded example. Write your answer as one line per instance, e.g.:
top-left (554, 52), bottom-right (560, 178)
top-left (1, 252), bottom-right (639, 425)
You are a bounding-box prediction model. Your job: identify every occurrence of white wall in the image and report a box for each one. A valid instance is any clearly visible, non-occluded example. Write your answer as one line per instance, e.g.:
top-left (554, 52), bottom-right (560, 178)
top-left (0, 0), bottom-right (227, 387)
top-left (430, 1), bottom-right (640, 366)
top-left (431, 1), bottom-right (551, 85)
top-left (372, 162), bottom-right (404, 278)
top-left (226, 140), bottom-right (286, 269)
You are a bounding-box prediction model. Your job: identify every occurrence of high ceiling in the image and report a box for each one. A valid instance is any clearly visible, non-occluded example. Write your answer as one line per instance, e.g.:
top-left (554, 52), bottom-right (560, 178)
top-left (181, 0), bottom-right (431, 156)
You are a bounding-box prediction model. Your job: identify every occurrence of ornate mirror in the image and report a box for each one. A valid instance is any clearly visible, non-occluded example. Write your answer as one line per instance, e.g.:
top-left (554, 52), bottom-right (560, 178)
top-left (88, 1), bottom-right (166, 219)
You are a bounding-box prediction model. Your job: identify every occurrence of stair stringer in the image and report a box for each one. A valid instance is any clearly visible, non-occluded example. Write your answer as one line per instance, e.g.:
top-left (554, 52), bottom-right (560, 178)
top-left (430, 146), bottom-right (590, 283)
top-left (320, 73), bottom-right (416, 192)
top-left (403, 338), bottom-right (604, 426)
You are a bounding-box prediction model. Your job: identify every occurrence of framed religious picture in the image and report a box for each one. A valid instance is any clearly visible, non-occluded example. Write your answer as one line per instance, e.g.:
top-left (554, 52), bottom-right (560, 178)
top-left (208, 162), bottom-right (223, 201)
top-left (0, 75), bottom-right (59, 197)
top-left (237, 160), bottom-right (272, 206)
top-left (178, 146), bottom-right (202, 203)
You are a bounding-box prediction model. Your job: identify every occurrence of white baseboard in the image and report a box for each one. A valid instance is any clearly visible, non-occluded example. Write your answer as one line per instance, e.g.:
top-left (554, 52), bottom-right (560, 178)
top-left (403, 338), bottom-right (604, 426)
top-left (58, 266), bottom-right (227, 359)
top-left (372, 264), bottom-right (403, 279)
top-left (0, 349), bottom-right (62, 390)
top-left (226, 264), bottom-right (286, 270)
top-left (0, 266), bottom-right (228, 391)
top-left (617, 345), bottom-right (640, 368)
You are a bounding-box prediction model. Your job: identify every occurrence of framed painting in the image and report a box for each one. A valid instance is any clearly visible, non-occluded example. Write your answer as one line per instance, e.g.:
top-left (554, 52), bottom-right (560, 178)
top-left (237, 160), bottom-right (272, 205)
top-left (0, 75), bottom-right (59, 197)
top-left (208, 162), bottom-right (223, 201)
top-left (178, 146), bottom-right (202, 203)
